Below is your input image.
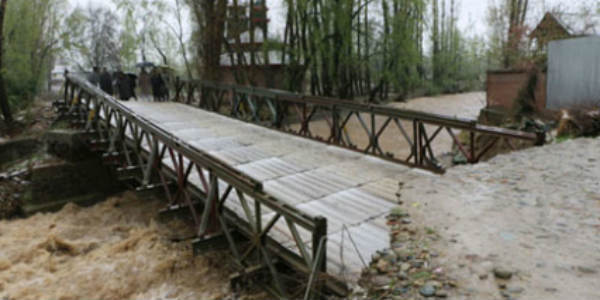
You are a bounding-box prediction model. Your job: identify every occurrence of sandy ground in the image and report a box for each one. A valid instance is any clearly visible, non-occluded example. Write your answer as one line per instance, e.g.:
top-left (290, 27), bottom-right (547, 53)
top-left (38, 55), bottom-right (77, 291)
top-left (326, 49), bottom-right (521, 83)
top-left (0, 192), bottom-right (254, 300)
top-left (397, 137), bottom-right (600, 299)
top-left (290, 92), bottom-right (486, 160)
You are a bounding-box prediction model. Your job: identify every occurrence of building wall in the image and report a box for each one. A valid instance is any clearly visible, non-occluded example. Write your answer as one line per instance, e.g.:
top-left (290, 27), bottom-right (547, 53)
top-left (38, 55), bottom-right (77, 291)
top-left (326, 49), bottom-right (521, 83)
top-left (547, 36), bottom-right (600, 109)
top-left (486, 71), bottom-right (546, 111)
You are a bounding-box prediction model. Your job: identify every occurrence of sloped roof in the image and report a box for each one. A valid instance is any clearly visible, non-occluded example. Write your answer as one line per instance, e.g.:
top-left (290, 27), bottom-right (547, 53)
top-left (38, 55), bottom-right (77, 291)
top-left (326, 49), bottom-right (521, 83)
top-left (530, 12), bottom-right (572, 39)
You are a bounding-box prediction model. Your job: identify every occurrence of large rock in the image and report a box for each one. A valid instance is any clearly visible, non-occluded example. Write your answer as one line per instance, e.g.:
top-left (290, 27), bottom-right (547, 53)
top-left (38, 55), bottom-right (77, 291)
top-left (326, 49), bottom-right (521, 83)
top-left (44, 129), bottom-right (93, 161)
top-left (23, 159), bottom-right (124, 214)
top-left (493, 267), bottom-right (513, 280)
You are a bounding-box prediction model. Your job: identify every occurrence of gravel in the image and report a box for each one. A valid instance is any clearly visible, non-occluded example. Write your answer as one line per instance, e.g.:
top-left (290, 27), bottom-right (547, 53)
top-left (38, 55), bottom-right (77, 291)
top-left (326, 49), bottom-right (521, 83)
top-left (397, 137), bottom-right (600, 299)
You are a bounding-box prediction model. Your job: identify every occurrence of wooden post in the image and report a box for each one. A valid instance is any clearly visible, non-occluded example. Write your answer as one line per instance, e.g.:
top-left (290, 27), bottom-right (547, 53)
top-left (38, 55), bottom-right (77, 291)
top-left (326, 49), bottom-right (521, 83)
top-left (308, 216), bottom-right (327, 300)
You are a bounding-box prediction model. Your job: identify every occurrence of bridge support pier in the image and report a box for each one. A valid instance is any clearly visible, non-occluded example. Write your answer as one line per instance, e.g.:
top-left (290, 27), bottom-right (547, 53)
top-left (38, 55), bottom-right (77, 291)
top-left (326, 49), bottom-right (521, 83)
top-left (229, 264), bottom-right (271, 291)
top-left (60, 74), bottom-right (337, 300)
top-left (191, 230), bottom-right (246, 255)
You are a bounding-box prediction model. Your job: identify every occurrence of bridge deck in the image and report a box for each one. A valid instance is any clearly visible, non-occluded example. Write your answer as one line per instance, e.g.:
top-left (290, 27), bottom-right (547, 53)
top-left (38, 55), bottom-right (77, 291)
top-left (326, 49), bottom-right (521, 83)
top-left (124, 101), bottom-right (410, 281)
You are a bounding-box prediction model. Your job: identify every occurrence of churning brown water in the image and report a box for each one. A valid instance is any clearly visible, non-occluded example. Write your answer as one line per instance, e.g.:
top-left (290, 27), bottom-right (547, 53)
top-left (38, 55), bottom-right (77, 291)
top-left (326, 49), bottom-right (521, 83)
top-left (0, 192), bottom-right (238, 300)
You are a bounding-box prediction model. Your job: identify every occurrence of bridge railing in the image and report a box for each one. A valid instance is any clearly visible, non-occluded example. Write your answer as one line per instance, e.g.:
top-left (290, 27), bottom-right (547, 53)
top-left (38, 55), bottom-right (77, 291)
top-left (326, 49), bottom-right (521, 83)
top-left (173, 79), bottom-right (545, 173)
top-left (57, 74), bottom-right (338, 299)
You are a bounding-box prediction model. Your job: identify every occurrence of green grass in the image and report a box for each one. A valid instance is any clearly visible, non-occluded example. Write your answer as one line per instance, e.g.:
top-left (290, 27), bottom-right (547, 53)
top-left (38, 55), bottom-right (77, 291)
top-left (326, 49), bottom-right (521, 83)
top-left (555, 134), bottom-right (574, 143)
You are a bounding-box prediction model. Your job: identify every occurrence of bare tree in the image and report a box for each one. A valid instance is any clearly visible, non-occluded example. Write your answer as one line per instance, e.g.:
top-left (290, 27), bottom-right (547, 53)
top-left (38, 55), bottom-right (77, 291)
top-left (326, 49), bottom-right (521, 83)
top-left (505, 0), bottom-right (529, 67)
top-left (64, 5), bottom-right (122, 70)
top-left (165, 0), bottom-right (194, 78)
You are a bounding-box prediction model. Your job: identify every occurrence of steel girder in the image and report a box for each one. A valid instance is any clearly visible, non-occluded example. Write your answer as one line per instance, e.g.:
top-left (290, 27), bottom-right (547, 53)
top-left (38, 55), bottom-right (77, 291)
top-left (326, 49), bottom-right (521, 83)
top-left (58, 75), bottom-right (338, 300)
top-left (175, 80), bottom-right (545, 173)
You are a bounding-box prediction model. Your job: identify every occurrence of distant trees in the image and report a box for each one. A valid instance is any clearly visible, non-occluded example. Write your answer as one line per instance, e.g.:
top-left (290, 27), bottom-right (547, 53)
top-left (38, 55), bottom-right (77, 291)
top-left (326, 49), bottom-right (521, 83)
top-left (167, 0), bottom-right (195, 79)
top-left (111, 0), bottom-right (182, 70)
top-left (1, 0), bottom-right (65, 113)
top-left (0, 0), bottom-right (11, 125)
top-left (187, 0), bottom-right (227, 81)
top-left (487, 0), bottom-right (530, 68)
top-left (280, 0), bottom-right (360, 95)
top-left (549, 1), bottom-right (600, 37)
top-left (276, 0), bottom-right (425, 99)
top-left (505, 0), bottom-right (529, 67)
top-left (63, 6), bottom-right (122, 70)
top-left (378, 0), bottom-right (427, 98)
top-left (431, 0), bottom-right (461, 91)
top-left (275, 0), bottom-right (483, 101)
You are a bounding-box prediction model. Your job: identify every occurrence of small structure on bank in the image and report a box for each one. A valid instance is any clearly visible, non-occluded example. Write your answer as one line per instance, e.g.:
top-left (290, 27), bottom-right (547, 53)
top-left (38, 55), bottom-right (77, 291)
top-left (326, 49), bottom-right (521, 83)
top-left (546, 36), bottom-right (600, 109)
top-left (485, 12), bottom-right (578, 119)
top-left (529, 12), bottom-right (573, 53)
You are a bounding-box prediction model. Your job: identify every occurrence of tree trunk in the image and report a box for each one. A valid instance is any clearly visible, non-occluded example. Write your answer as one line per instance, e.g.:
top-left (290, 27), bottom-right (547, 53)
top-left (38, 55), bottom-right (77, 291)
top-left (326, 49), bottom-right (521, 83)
top-left (504, 0), bottom-right (528, 68)
top-left (197, 0), bottom-right (226, 81)
top-left (432, 0), bottom-right (440, 85)
top-left (0, 0), bottom-right (12, 125)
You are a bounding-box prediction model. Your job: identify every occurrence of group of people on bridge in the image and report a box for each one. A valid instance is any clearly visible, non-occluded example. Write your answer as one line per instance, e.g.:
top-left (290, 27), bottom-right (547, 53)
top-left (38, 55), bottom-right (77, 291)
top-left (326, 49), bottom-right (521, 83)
top-left (87, 66), bottom-right (169, 102)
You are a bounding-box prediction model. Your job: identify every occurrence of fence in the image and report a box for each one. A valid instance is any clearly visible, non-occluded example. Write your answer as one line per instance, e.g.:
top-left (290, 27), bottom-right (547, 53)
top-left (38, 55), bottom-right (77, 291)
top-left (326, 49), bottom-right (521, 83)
top-left (173, 79), bottom-right (545, 173)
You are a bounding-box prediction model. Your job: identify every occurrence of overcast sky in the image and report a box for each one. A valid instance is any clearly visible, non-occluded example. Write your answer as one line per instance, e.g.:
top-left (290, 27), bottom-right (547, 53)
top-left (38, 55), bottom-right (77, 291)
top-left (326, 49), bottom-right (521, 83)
top-left (69, 0), bottom-right (591, 39)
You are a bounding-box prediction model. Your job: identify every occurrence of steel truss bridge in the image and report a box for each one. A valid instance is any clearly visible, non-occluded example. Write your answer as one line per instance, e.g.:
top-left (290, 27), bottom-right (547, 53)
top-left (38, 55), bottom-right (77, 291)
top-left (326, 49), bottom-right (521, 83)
top-left (55, 74), bottom-right (542, 299)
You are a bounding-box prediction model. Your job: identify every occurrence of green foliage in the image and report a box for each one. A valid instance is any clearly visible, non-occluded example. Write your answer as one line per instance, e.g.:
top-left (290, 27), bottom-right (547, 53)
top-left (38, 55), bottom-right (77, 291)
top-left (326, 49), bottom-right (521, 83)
top-left (63, 6), bottom-right (125, 69)
top-left (276, 0), bottom-right (485, 100)
top-left (113, 0), bottom-right (183, 69)
top-left (555, 134), bottom-right (574, 143)
top-left (3, 0), bottom-right (65, 110)
top-left (4, 71), bottom-right (38, 110)
top-left (62, 0), bottom-right (183, 72)
top-left (384, 0), bottom-right (427, 97)
top-left (486, 0), bottom-right (529, 69)
top-left (119, 10), bottom-right (137, 69)
top-left (430, 0), bottom-right (483, 93)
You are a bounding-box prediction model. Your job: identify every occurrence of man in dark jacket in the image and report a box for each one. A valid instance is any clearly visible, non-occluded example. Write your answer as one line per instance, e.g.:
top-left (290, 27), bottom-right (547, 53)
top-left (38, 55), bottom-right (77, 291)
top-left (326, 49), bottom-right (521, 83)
top-left (88, 66), bottom-right (100, 87)
top-left (150, 68), bottom-right (168, 102)
top-left (127, 73), bottom-right (138, 100)
top-left (99, 68), bottom-right (113, 95)
top-left (116, 71), bottom-right (135, 101)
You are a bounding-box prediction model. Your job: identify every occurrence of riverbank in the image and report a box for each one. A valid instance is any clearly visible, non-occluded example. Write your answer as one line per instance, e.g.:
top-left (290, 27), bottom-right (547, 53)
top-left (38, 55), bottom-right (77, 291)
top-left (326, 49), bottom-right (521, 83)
top-left (358, 136), bottom-right (600, 299)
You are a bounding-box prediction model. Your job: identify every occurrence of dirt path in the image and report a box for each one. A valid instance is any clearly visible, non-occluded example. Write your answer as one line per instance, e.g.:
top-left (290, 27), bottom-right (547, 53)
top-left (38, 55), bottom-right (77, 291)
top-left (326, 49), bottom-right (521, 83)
top-left (0, 192), bottom-right (262, 300)
top-left (397, 137), bottom-right (600, 299)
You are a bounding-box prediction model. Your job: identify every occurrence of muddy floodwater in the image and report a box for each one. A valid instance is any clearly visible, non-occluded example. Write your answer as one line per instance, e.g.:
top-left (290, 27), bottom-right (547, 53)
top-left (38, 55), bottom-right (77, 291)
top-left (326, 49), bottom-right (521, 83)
top-left (292, 92), bottom-right (486, 160)
top-left (0, 192), bottom-right (245, 300)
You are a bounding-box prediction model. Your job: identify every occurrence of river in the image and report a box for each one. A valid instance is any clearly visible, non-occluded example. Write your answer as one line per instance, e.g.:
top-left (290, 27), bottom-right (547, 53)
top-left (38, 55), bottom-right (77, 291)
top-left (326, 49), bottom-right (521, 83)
top-left (0, 191), bottom-right (264, 300)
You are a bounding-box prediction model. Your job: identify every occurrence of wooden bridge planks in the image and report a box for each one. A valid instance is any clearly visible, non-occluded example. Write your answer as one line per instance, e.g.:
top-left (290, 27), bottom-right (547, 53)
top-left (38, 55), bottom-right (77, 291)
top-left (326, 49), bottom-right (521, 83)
top-left (123, 101), bottom-right (406, 282)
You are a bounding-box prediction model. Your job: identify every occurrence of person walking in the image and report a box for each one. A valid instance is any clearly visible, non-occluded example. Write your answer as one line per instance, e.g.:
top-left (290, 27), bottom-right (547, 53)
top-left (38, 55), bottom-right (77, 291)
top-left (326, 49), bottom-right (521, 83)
top-left (88, 66), bottom-right (100, 87)
top-left (138, 68), bottom-right (152, 101)
top-left (99, 68), bottom-right (113, 95)
top-left (115, 71), bottom-right (135, 101)
top-left (150, 67), bottom-right (168, 102)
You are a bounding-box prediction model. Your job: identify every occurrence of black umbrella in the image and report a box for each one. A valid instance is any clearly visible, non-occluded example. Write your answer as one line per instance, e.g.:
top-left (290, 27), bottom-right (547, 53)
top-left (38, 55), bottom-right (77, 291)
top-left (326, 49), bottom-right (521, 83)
top-left (136, 62), bottom-right (155, 68)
